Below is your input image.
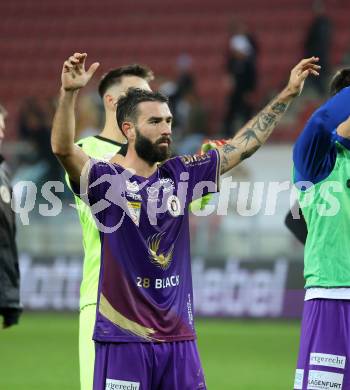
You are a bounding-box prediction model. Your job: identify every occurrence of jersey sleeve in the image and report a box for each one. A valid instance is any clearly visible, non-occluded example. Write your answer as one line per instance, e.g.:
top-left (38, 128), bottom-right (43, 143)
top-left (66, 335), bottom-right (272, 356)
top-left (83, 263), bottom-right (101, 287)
top-left (70, 160), bottom-right (131, 230)
top-left (64, 142), bottom-right (84, 193)
top-left (70, 160), bottom-right (120, 203)
top-left (293, 86), bottom-right (350, 184)
top-left (86, 160), bottom-right (113, 203)
top-left (180, 149), bottom-right (221, 201)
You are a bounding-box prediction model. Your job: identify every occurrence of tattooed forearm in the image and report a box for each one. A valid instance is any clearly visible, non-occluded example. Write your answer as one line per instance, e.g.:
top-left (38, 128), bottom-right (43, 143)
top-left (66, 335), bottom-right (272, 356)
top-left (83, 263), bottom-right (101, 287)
top-left (222, 144), bottom-right (237, 153)
top-left (271, 102), bottom-right (287, 114)
top-left (220, 153), bottom-right (230, 173)
top-left (240, 145), bottom-right (260, 161)
top-left (218, 92), bottom-right (292, 174)
top-left (214, 55), bottom-right (318, 174)
top-left (220, 143), bottom-right (238, 172)
top-left (251, 112), bottom-right (276, 133)
top-left (239, 129), bottom-right (261, 147)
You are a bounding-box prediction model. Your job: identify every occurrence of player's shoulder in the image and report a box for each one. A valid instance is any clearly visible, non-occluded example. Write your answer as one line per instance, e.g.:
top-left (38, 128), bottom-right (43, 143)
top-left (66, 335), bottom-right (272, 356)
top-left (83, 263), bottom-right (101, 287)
top-left (179, 149), bottom-right (218, 168)
top-left (90, 158), bottom-right (119, 173)
top-left (159, 150), bottom-right (218, 175)
top-left (159, 155), bottom-right (188, 172)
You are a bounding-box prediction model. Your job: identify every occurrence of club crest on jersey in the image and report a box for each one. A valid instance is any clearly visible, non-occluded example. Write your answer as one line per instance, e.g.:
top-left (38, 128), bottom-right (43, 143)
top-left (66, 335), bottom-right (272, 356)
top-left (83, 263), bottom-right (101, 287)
top-left (0, 185), bottom-right (10, 204)
top-left (167, 195), bottom-right (181, 217)
top-left (147, 232), bottom-right (174, 270)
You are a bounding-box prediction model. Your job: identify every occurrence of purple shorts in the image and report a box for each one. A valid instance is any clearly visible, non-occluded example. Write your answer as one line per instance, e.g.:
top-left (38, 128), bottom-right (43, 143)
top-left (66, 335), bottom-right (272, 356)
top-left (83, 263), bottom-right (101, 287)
top-left (294, 299), bottom-right (350, 390)
top-left (93, 340), bottom-right (206, 390)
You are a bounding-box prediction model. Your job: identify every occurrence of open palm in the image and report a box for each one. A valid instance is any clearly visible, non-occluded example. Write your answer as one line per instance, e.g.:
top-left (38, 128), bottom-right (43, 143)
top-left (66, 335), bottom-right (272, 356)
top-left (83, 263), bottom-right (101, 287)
top-left (61, 52), bottom-right (99, 91)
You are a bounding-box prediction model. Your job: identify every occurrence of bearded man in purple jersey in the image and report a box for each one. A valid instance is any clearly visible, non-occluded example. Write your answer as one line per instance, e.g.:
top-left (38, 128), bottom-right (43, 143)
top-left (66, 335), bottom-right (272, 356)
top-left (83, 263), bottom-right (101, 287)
top-left (52, 53), bottom-right (318, 389)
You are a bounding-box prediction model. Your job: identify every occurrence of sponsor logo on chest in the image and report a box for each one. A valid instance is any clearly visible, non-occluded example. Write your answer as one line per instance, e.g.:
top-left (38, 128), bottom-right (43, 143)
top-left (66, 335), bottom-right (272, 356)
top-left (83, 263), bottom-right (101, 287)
top-left (125, 181), bottom-right (142, 201)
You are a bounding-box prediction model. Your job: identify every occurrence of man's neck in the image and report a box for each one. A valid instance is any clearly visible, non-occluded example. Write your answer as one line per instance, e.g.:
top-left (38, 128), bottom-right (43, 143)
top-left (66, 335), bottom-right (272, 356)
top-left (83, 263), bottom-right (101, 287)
top-left (99, 117), bottom-right (126, 144)
top-left (112, 150), bottom-right (158, 178)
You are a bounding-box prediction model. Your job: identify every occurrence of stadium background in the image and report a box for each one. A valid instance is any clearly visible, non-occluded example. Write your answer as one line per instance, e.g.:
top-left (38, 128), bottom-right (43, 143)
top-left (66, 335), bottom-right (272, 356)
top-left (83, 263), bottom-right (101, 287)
top-left (0, 0), bottom-right (349, 388)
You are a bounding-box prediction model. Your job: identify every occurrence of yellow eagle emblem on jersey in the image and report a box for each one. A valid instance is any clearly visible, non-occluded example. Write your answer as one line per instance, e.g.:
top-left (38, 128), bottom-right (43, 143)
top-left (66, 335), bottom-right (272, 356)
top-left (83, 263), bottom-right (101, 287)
top-left (147, 232), bottom-right (174, 270)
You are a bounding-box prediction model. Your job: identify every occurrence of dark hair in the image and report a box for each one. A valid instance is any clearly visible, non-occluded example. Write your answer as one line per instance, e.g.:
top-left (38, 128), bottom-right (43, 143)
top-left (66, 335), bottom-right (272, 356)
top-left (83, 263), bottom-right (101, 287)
top-left (329, 68), bottom-right (350, 96)
top-left (116, 88), bottom-right (169, 130)
top-left (98, 64), bottom-right (154, 98)
top-left (0, 104), bottom-right (7, 117)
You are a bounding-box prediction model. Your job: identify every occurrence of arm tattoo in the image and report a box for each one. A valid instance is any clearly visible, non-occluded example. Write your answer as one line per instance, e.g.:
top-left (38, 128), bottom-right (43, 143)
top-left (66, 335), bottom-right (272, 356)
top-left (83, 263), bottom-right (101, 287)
top-left (240, 145), bottom-right (260, 161)
top-left (221, 153), bottom-right (230, 172)
top-left (271, 102), bottom-right (287, 114)
top-left (219, 95), bottom-right (290, 174)
top-left (253, 112), bottom-right (276, 132)
top-left (222, 144), bottom-right (237, 153)
top-left (239, 129), bottom-right (261, 147)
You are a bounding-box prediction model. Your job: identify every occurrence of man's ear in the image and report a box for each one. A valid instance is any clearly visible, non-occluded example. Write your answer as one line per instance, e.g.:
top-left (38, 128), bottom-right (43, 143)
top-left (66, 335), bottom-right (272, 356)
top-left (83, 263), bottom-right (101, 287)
top-left (104, 94), bottom-right (117, 111)
top-left (122, 122), bottom-right (135, 140)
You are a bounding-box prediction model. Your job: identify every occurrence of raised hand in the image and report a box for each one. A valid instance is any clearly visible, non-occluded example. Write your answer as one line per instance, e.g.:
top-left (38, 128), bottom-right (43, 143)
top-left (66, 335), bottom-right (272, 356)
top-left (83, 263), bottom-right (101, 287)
top-left (286, 57), bottom-right (320, 97)
top-left (216, 57), bottom-right (321, 174)
top-left (61, 52), bottom-right (100, 91)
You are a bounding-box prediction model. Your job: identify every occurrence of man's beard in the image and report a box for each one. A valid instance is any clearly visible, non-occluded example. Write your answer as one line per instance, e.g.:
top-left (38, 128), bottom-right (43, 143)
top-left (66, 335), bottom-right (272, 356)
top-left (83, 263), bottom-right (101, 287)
top-left (134, 127), bottom-right (171, 165)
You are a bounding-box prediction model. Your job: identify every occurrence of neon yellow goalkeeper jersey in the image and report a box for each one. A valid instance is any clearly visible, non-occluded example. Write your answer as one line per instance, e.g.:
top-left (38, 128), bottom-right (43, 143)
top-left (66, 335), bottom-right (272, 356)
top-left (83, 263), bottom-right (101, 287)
top-left (65, 135), bottom-right (127, 310)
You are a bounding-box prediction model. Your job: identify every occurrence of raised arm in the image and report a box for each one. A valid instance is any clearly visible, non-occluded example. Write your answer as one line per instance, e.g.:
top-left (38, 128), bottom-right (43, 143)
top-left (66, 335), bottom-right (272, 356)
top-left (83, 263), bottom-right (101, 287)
top-left (217, 57), bottom-right (320, 174)
top-left (51, 52), bottom-right (99, 184)
top-left (293, 86), bottom-right (350, 184)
